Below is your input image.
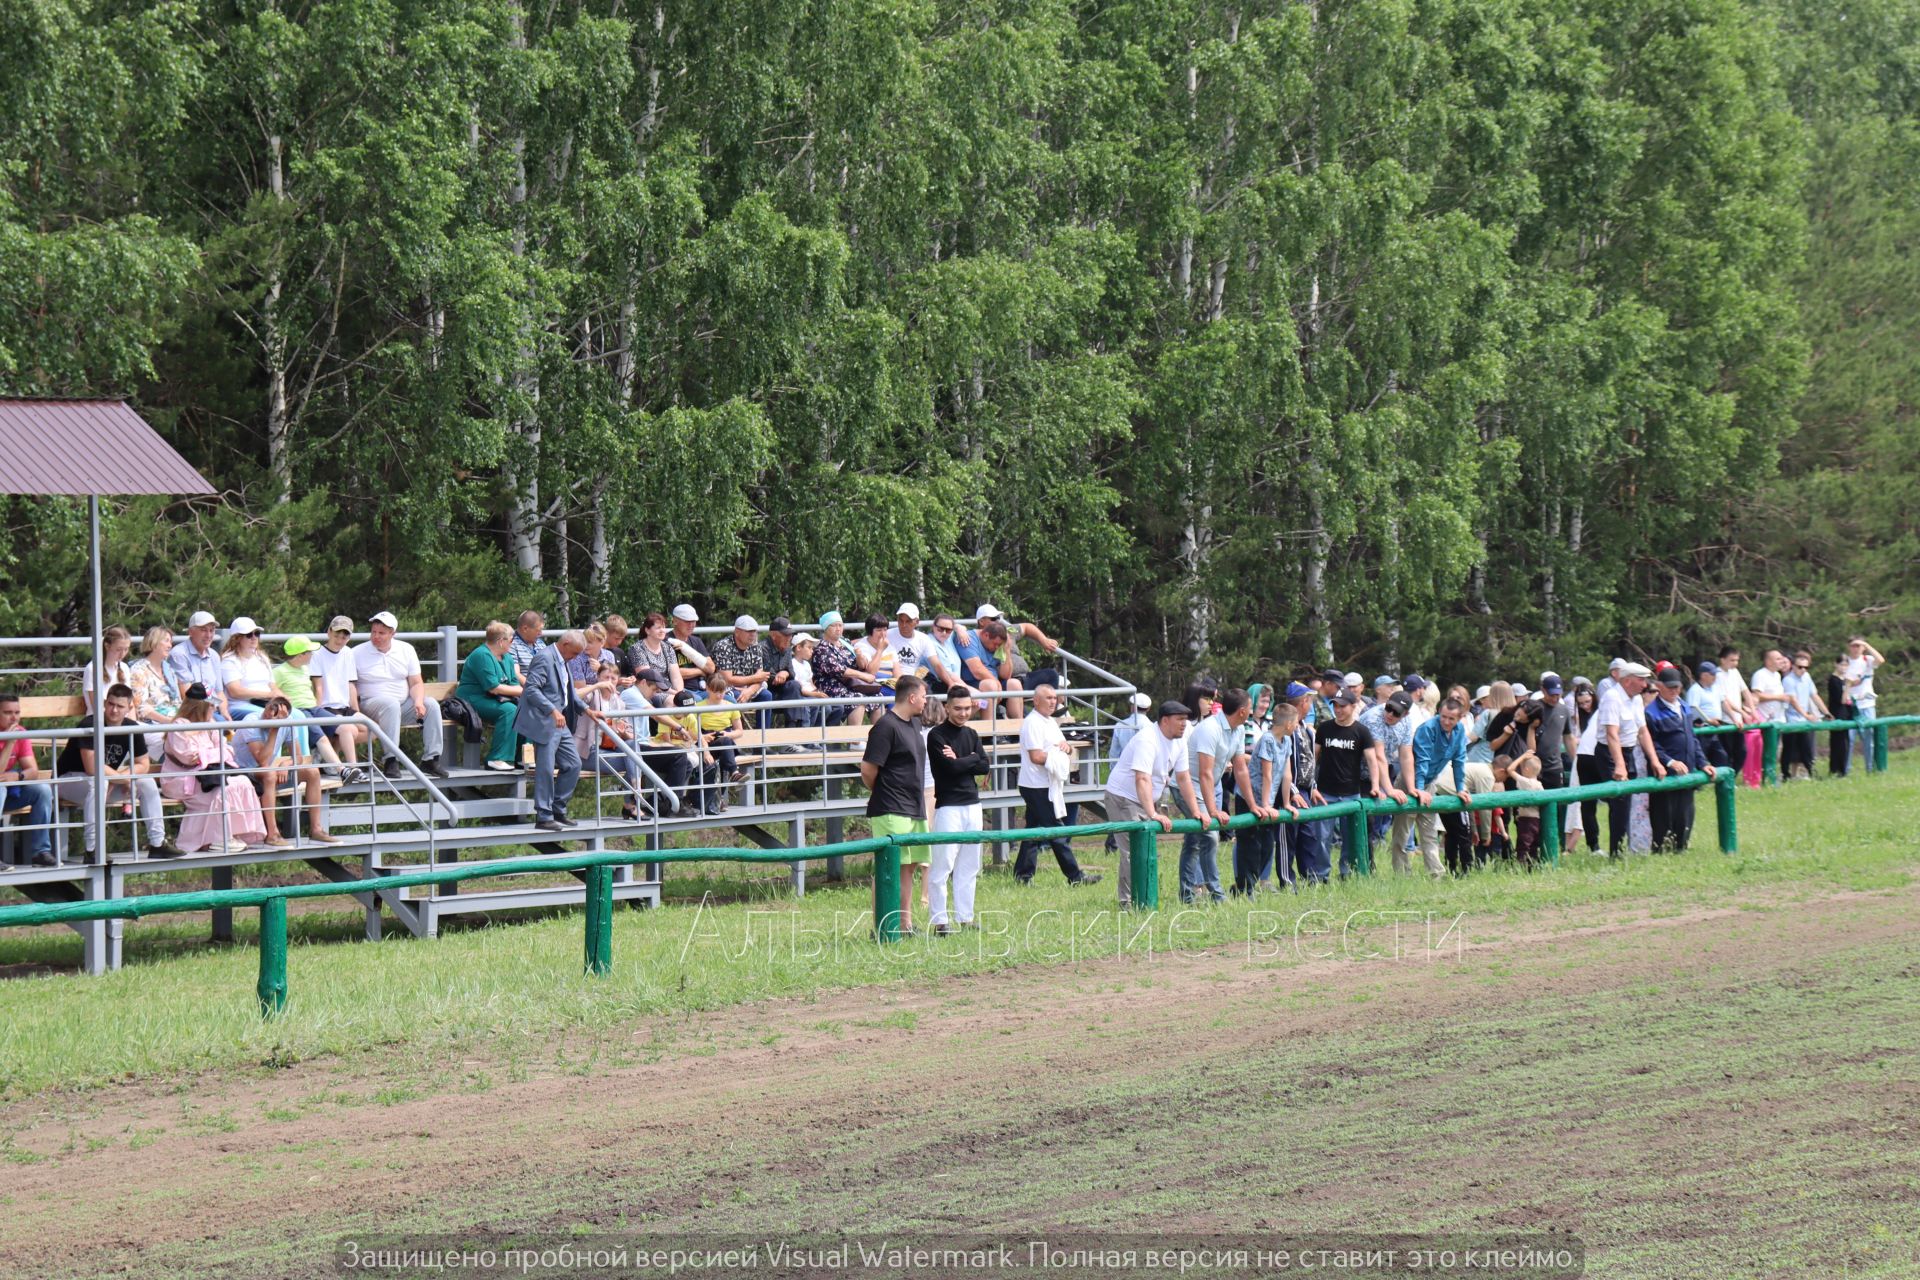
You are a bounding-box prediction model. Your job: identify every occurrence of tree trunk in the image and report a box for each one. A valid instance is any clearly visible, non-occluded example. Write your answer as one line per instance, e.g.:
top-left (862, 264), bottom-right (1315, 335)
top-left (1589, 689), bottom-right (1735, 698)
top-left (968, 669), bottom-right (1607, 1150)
top-left (1304, 479), bottom-right (1332, 664)
top-left (263, 131), bottom-right (292, 556)
top-left (504, 0), bottom-right (543, 579)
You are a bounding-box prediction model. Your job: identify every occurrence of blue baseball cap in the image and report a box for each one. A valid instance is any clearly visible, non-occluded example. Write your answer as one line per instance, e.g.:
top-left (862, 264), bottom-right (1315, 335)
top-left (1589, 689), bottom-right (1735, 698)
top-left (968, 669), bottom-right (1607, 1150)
top-left (1696, 661), bottom-right (1718, 676)
top-left (1284, 681), bottom-right (1314, 700)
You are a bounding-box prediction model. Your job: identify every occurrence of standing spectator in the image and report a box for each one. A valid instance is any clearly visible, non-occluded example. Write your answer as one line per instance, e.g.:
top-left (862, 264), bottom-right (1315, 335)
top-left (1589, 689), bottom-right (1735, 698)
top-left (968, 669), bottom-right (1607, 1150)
top-left (1846, 636), bottom-right (1885, 771)
top-left (1410, 697), bottom-right (1470, 877)
top-left (0, 693), bottom-right (57, 866)
top-left (1285, 682), bottom-right (1326, 881)
top-left (861, 673), bottom-right (932, 935)
top-left (160, 688), bottom-right (266, 853)
top-left (516, 629), bottom-right (584, 832)
top-left (1312, 669), bottom-right (1341, 729)
top-left (1687, 663), bottom-right (1730, 768)
top-left (1359, 692), bottom-right (1416, 870)
top-left (1580, 661), bottom-right (1664, 856)
top-left (1313, 690), bottom-right (1381, 878)
top-left (1749, 649), bottom-right (1792, 749)
top-left (458, 621), bottom-right (524, 772)
top-left (79, 625), bottom-right (135, 714)
top-left (1645, 668), bottom-right (1710, 851)
top-left (1781, 650), bottom-right (1824, 779)
top-left (1103, 700), bottom-right (1204, 909)
top-left (1109, 692), bottom-right (1154, 764)
top-left (1571, 684), bottom-right (1607, 850)
top-left (625, 612), bottom-right (684, 700)
top-left (166, 611), bottom-right (229, 718)
top-left (1532, 676), bottom-right (1576, 791)
top-left (56, 684), bottom-right (177, 859)
top-left (232, 695), bottom-right (334, 845)
top-left (309, 617), bottom-right (366, 781)
top-left (1506, 754), bottom-right (1546, 864)
top-left (354, 611), bottom-right (450, 777)
top-left (509, 610), bottom-right (548, 680)
top-left (1178, 689), bottom-right (1270, 902)
top-left (709, 616), bottom-right (774, 722)
top-left (927, 685), bottom-right (991, 933)
top-left (219, 618), bottom-right (276, 718)
top-left (1014, 684), bottom-right (1101, 887)
top-left (668, 604), bottom-right (715, 692)
top-left (809, 612), bottom-right (865, 726)
top-left (1468, 682), bottom-right (1514, 765)
top-left (1235, 697), bottom-right (1301, 895)
top-left (1597, 658), bottom-right (1626, 704)
top-left (1826, 653), bottom-right (1854, 777)
top-left (1715, 645), bottom-right (1755, 776)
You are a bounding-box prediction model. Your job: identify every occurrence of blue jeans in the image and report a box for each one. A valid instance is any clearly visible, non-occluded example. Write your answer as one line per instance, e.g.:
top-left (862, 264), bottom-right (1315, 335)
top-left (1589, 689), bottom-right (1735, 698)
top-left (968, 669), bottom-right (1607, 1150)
top-left (786, 702), bottom-right (827, 728)
top-left (4, 783), bottom-right (53, 858)
top-left (1174, 792), bottom-right (1223, 902)
top-left (530, 732), bottom-right (581, 822)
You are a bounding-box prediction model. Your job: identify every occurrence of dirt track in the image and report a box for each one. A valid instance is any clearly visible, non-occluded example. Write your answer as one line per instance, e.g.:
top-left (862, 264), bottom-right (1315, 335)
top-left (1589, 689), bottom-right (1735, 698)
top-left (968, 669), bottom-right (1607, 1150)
top-left (4, 883), bottom-right (1918, 1278)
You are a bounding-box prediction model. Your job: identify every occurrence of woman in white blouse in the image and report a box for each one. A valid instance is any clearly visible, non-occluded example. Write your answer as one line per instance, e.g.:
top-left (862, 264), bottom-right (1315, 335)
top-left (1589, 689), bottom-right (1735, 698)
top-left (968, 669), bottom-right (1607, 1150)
top-left (219, 617), bottom-right (275, 718)
top-left (80, 625), bottom-right (136, 714)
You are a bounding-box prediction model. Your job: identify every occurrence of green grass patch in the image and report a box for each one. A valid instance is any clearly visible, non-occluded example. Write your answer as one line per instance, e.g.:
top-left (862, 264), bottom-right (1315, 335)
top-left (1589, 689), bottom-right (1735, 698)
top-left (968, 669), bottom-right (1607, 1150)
top-left (0, 759), bottom-right (1915, 1100)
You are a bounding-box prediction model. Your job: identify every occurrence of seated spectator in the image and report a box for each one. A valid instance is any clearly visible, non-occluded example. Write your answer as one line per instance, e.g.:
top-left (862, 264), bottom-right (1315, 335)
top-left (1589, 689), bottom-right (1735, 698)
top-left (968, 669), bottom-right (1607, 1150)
top-left (920, 614), bottom-right (967, 693)
top-left (626, 612), bottom-right (684, 700)
top-left (0, 692), bottom-right (58, 867)
top-left (691, 671), bottom-right (747, 814)
top-left (602, 615), bottom-right (636, 680)
top-left (458, 621), bottom-right (524, 772)
top-left (853, 614), bottom-right (899, 687)
top-left (308, 616), bottom-right (366, 781)
top-left (765, 617), bottom-right (799, 709)
top-left (809, 612), bottom-right (865, 726)
top-left (56, 683), bottom-right (179, 860)
top-left (233, 694), bottom-right (334, 845)
top-left (576, 659), bottom-right (644, 820)
top-left (786, 632), bottom-right (831, 728)
top-left (272, 637), bottom-right (352, 778)
top-left (568, 622), bottom-right (610, 691)
top-left (160, 686), bottom-right (266, 853)
top-left (219, 618), bottom-right (276, 718)
top-left (636, 673), bottom-right (695, 811)
top-left (166, 611), bottom-right (230, 718)
top-left (708, 616), bottom-right (774, 723)
top-left (80, 625), bottom-right (136, 714)
top-left (885, 603), bottom-right (931, 677)
top-left (509, 610), bottom-right (548, 680)
top-left (129, 626), bottom-right (187, 759)
top-left (667, 604), bottom-right (714, 692)
top-left (353, 611), bottom-right (450, 777)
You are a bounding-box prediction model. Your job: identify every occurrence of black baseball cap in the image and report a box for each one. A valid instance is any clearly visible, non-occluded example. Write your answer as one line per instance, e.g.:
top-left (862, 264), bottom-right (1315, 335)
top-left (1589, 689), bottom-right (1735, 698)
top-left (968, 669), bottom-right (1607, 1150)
top-left (1332, 690), bottom-right (1359, 706)
top-left (1385, 693), bottom-right (1413, 716)
top-left (1321, 668), bottom-right (1343, 684)
top-left (768, 616), bottom-right (792, 635)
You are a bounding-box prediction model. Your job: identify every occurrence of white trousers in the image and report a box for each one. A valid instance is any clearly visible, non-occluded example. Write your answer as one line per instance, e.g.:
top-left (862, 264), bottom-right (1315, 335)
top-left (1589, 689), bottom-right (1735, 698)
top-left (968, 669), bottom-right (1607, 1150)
top-left (930, 802), bottom-right (984, 926)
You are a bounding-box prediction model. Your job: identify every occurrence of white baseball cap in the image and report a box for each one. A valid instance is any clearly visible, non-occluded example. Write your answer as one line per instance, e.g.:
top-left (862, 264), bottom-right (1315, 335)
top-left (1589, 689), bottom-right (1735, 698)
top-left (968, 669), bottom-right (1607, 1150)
top-left (733, 614), bottom-right (759, 631)
top-left (671, 603), bottom-right (699, 623)
top-left (975, 603), bottom-right (1003, 621)
top-left (1474, 685), bottom-right (1491, 702)
top-left (896, 602), bottom-right (920, 620)
top-left (1609, 656), bottom-right (1626, 671)
top-left (1511, 682), bottom-right (1529, 698)
top-left (187, 610), bottom-right (216, 628)
top-left (227, 616), bottom-right (261, 636)
top-left (1342, 672), bottom-right (1363, 688)
top-left (367, 610), bottom-right (399, 629)
top-left (1131, 692), bottom-right (1153, 710)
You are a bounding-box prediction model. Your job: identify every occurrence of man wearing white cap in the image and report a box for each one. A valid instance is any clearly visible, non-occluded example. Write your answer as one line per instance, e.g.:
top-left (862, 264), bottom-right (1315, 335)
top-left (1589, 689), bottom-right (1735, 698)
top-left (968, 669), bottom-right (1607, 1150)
top-left (709, 615), bottom-right (774, 724)
top-left (667, 604), bottom-right (714, 692)
top-left (885, 603), bottom-right (929, 678)
top-left (1576, 661), bottom-right (1663, 856)
top-left (1597, 657), bottom-right (1626, 705)
top-left (353, 611), bottom-right (449, 777)
top-left (167, 610), bottom-right (229, 718)
top-left (1109, 692), bottom-right (1155, 764)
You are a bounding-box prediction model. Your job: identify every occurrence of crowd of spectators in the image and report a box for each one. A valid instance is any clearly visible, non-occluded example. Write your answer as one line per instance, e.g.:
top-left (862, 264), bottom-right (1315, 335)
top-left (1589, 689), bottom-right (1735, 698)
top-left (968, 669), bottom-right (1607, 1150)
top-left (0, 608), bottom-right (1892, 897)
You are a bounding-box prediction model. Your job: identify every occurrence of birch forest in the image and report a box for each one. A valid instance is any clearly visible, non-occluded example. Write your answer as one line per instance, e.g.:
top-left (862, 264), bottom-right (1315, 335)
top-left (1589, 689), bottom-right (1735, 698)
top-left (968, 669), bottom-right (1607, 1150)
top-left (2, 0), bottom-right (1915, 686)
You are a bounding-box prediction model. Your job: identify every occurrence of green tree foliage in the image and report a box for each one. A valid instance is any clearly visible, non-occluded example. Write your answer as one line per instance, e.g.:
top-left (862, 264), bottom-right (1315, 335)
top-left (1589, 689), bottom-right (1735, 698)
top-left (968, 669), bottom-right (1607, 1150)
top-left (0, 0), bottom-right (1903, 700)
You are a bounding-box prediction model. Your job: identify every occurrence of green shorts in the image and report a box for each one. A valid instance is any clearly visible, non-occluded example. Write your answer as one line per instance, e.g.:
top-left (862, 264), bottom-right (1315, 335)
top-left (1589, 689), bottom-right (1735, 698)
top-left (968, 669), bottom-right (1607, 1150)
top-left (870, 813), bottom-right (931, 864)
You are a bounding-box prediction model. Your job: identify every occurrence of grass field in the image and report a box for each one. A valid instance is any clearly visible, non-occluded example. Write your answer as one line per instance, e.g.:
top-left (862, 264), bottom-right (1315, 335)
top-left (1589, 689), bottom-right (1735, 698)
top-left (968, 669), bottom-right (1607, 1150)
top-left (0, 763), bottom-right (1916, 1278)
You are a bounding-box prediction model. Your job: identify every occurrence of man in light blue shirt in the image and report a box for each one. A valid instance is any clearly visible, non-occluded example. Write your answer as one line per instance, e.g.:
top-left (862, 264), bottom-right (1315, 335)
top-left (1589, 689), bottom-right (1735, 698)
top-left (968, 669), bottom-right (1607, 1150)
top-left (167, 610), bottom-right (229, 718)
top-left (1176, 689), bottom-right (1273, 903)
top-left (1411, 698), bottom-right (1469, 878)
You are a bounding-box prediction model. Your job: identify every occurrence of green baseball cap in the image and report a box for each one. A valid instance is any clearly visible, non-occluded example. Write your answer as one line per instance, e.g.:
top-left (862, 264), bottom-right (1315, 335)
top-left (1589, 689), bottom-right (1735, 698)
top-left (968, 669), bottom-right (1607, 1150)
top-left (284, 635), bottom-right (317, 657)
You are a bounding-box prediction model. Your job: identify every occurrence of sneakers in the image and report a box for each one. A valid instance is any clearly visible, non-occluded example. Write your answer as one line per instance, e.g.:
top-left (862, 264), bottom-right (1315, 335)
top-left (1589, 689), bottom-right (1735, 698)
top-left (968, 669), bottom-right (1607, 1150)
top-left (728, 768), bottom-right (748, 784)
top-left (147, 840), bottom-right (187, 860)
top-left (423, 756), bottom-right (452, 779)
top-left (339, 766), bottom-right (369, 785)
top-left (1070, 871), bottom-right (1105, 887)
top-left (553, 815), bottom-right (580, 828)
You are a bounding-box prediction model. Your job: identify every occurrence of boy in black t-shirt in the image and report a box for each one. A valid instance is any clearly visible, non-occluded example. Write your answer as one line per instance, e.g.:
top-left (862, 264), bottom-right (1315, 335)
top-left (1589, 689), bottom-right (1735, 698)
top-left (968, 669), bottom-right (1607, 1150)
top-left (1312, 691), bottom-right (1379, 876)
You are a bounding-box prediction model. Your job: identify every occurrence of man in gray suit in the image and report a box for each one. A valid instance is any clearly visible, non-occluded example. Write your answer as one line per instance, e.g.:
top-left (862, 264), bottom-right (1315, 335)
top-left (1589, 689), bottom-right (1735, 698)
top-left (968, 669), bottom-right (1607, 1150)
top-left (517, 629), bottom-right (586, 832)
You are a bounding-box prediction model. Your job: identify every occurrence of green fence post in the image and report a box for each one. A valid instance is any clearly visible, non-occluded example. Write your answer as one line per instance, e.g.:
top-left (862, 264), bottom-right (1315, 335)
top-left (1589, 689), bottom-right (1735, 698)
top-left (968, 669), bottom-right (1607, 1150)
top-left (873, 839), bottom-right (902, 942)
top-left (1346, 803), bottom-right (1371, 877)
top-left (1715, 768), bottom-right (1738, 855)
top-left (1541, 801), bottom-right (1561, 866)
top-left (583, 864), bottom-right (614, 976)
top-left (1127, 825), bottom-right (1159, 910)
top-left (1760, 724), bottom-right (1780, 786)
top-left (257, 896), bottom-right (288, 1018)
top-left (1872, 722), bottom-right (1890, 774)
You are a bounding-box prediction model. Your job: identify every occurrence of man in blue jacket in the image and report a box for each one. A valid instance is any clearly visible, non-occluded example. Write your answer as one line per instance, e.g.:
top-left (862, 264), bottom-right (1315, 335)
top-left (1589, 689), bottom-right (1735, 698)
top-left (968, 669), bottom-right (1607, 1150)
top-left (1411, 697), bottom-right (1470, 876)
top-left (1646, 667), bottom-right (1711, 851)
top-left (516, 629), bottom-right (586, 833)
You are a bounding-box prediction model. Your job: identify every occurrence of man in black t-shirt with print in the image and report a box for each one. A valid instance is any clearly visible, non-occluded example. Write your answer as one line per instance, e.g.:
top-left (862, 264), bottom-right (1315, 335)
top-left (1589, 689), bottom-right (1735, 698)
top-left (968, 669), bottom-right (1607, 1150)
top-left (861, 674), bottom-right (930, 935)
top-left (1312, 690), bottom-right (1380, 878)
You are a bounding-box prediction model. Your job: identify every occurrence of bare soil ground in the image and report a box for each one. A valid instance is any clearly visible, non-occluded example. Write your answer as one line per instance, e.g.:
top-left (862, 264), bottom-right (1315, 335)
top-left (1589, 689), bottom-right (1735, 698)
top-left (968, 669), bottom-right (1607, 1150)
top-left (3, 883), bottom-right (1917, 1278)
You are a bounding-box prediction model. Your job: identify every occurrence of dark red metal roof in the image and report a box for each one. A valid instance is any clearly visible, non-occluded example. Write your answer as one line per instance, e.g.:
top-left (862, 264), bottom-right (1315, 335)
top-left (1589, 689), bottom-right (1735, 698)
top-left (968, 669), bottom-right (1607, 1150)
top-left (0, 399), bottom-right (214, 496)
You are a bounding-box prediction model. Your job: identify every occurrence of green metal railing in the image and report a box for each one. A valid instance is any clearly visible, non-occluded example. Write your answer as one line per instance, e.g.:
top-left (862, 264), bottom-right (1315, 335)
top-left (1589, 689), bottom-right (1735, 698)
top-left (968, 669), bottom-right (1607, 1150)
top-left (1695, 713), bottom-right (1916, 786)
top-left (0, 714), bottom-right (1910, 1015)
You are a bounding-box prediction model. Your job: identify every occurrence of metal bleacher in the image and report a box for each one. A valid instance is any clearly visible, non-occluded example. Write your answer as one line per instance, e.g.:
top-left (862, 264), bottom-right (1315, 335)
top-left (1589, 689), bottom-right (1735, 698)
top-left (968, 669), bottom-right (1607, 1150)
top-left (0, 625), bottom-right (1137, 972)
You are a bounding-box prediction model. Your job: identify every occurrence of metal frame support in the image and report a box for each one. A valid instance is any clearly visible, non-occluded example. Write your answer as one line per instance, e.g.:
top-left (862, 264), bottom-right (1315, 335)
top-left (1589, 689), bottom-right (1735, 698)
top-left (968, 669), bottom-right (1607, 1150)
top-left (257, 897), bottom-right (288, 1016)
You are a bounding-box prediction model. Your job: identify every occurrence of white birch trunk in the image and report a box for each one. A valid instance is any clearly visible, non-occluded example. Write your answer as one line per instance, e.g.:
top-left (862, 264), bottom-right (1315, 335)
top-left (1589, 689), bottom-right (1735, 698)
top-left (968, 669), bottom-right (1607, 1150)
top-left (504, 1), bottom-right (543, 579)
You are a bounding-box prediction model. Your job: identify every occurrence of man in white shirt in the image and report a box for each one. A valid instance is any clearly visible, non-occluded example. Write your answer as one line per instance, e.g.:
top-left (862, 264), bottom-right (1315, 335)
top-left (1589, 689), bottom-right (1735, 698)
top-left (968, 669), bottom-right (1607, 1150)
top-left (1103, 700), bottom-right (1206, 908)
top-left (1581, 661), bottom-right (1663, 856)
top-left (307, 615), bottom-right (366, 779)
top-left (885, 603), bottom-right (931, 679)
top-left (1177, 689), bottom-right (1274, 903)
top-left (1846, 636), bottom-right (1886, 769)
top-left (353, 611), bottom-right (449, 777)
top-left (1749, 649), bottom-right (1790, 723)
top-left (1013, 684), bottom-right (1100, 887)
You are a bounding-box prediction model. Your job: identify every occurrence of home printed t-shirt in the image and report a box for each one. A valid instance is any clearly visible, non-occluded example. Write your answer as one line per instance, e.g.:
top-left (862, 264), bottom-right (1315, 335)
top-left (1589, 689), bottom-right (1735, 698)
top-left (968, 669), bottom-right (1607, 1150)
top-left (862, 710), bottom-right (928, 819)
top-left (1314, 718), bottom-right (1375, 795)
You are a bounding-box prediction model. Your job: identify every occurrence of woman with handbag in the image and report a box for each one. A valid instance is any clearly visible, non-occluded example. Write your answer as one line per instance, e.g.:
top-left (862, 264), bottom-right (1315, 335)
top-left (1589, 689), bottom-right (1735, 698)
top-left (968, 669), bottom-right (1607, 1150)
top-left (161, 686), bottom-right (267, 853)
